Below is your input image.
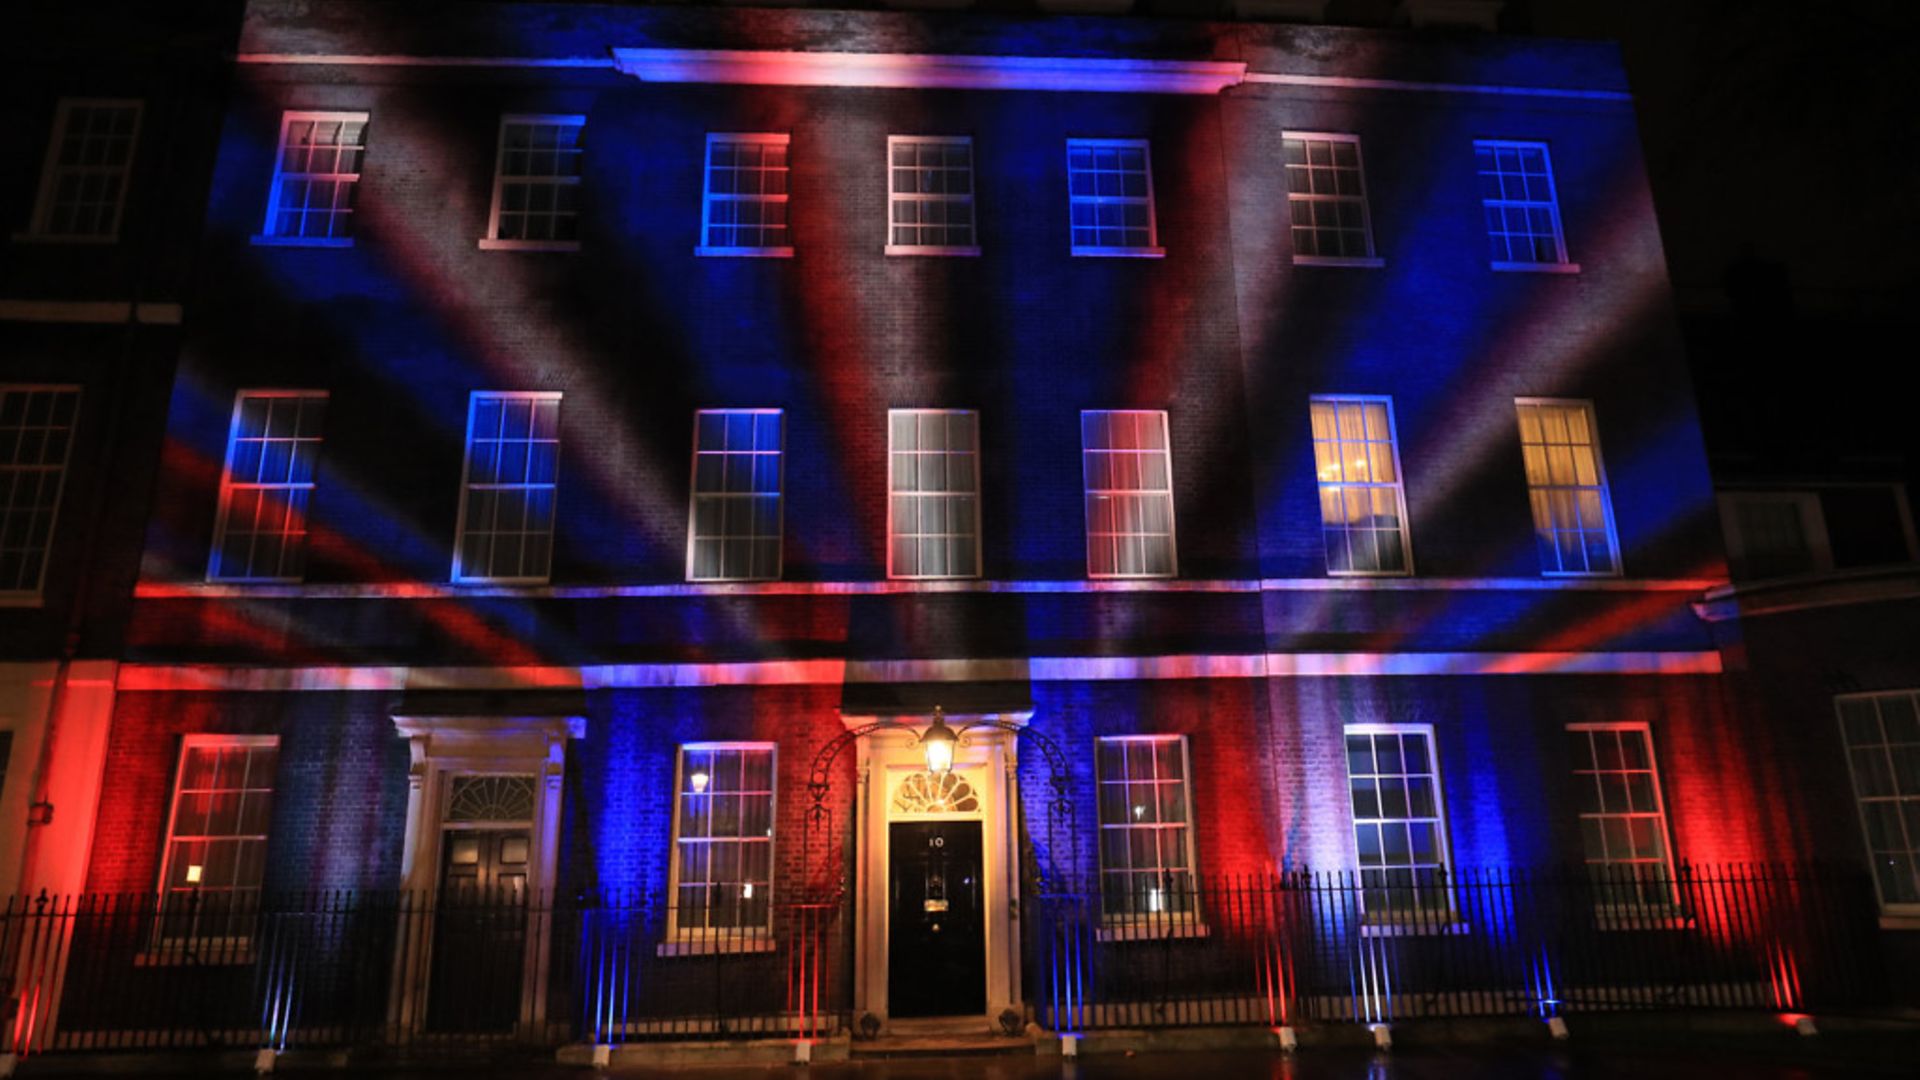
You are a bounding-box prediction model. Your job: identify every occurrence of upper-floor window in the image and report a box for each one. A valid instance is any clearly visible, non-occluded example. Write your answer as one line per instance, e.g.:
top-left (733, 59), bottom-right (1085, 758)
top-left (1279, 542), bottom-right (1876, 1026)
top-left (1720, 485), bottom-right (1915, 583)
top-left (259, 112), bottom-right (367, 245)
top-left (888, 409), bottom-right (982, 579)
top-left (1837, 691), bottom-right (1920, 912)
top-left (1066, 138), bottom-right (1162, 257)
top-left (1282, 132), bottom-right (1380, 266)
top-left (1309, 395), bottom-right (1411, 576)
top-left (1096, 735), bottom-right (1196, 920)
top-left (687, 409), bottom-right (783, 581)
top-left (1567, 723), bottom-right (1675, 908)
top-left (1474, 140), bottom-right (1574, 270)
top-left (27, 99), bottom-right (141, 242)
top-left (1345, 724), bottom-right (1451, 920)
top-left (0, 386), bottom-right (80, 596)
top-left (698, 133), bottom-right (792, 257)
top-left (209, 391), bottom-right (328, 583)
top-left (158, 735), bottom-right (278, 944)
top-left (1516, 399), bottom-right (1620, 576)
top-left (453, 391), bottom-right (560, 583)
top-left (886, 136), bottom-right (978, 255)
top-left (670, 743), bottom-right (775, 937)
top-left (1081, 409), bottom-right (1176, 579)
top-left (482, 114), bottom-right (583, 251)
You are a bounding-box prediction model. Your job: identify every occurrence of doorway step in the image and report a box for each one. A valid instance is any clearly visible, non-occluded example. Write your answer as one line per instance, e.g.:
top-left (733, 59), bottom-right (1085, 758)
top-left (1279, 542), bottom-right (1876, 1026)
top-left (852, 1016), bottom-right (1037, 1058)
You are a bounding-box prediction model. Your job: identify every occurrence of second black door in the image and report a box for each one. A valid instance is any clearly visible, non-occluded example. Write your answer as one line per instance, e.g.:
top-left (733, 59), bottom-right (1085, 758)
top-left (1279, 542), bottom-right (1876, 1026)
top-left (888, 820), bottom-right (986, 1017)
top-left (427, 828), bottom-right (530, 1033)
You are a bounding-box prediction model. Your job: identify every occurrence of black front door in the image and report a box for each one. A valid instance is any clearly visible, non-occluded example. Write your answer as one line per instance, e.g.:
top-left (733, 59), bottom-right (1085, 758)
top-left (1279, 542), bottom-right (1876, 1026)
top-left (888, 820), bottom-right (986, 1018)
top-left (427, 828), bottom-right (530, 1033)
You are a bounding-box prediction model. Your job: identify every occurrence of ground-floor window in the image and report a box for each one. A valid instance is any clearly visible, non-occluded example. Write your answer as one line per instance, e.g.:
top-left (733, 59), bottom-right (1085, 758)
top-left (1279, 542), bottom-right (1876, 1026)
top-left (1566, 723), bottom-right (1675, 907)
top-left (669, 743), bottom-right (776, 935)
top-left (157, 735), bottom-right (279, 943)
top-left (1095, 734), bottom-right (1196, 918)
top-left (1344, 724), bottom-right (1451, 919)
top-left (1836, 691), bottom-right (1920, 911)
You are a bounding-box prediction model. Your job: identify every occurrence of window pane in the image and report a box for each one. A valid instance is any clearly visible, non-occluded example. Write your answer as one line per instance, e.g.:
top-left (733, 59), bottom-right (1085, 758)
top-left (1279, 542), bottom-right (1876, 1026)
top-left (1839, 693), bottom-right (1920, 910)
top-left (211, 393), bottom-right (327, 581)
top-left (1516, 401), bottom-right (1618, 575)
top-left (672, 746), bottom-right (775, 931)
top-left (1095, 737), bottom-right (1194, 918)
top-left (1082, 411), bottom-right (1175, 578)
top-left (0, 387), bottom-right (82, 593)
top-left (455, 393), bottom-right (560, 582)
top-left (1310, 397), bottom-right (1408, 575)
top-left (1345, 728), bottom-right (1449, 917)
top-left (1476, 140), bottom-right (1567, 264)
top-left (160, 740), bottom-right (277, 942)
top-left (1567, 726), bottom-right (1674, 906)
top-left (689, 410), bottom-right (783, 581)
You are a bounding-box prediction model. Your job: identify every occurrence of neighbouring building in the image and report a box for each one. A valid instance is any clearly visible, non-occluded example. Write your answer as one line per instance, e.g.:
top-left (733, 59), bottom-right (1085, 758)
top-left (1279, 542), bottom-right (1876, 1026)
top-left (3, 0), bottom-right (1907, 1062)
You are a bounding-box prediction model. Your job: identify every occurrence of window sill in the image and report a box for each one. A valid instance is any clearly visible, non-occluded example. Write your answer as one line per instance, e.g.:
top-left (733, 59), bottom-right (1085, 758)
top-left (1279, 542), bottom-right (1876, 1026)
top-left (1492, 260), bottom-right (1581, 275)
top-left (251, 235), bottom-right (354, 249)
top-left (1293, 255), bottom-right (1385, 269)
top-left (885, 245), bottom-right (981, 257)
top-left (478, 238), bottom-right (580, 253)
top-left (1096, 921), bottom-right (1210, 942)
top-left (1326, 570), bottom-right (1414, 579)
top-left (452, 575), bottom-right (552, 586)
top-left (1360, 920), bottom-right (1470, 938)
top-left (0, 593), bottom-right (47, 608)
top-left (136, 944), bottom-right (256, 967)
top-left (1071, 246), bottom-right (1165, 259)
top-left (1542, 569), bottom-right (1623, 579)
top-left (1878, 912), bottom-right (1920, 931)
top-left (11, 231), bottom-right (119, 245)
top-left (1086, 572), bottom-right (1178, 581)
top-left (695, 246), bottom-right (794, 258)
top-left (1595, 908), bottom-right (1692, 932)
top-left (656, 935), bottom-right (776, 957)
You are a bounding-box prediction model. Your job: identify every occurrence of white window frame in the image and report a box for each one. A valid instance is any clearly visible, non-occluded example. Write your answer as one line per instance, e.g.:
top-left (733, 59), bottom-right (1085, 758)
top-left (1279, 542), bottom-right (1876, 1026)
top-left (1515, 397), bottom-right (1622, 578)
top-left (0, 384), bottom-right (82, 600)
top-left (1717, 491), bottom-right (1833, 580)
top-left (665, 741), bottom-right (777, 951)
top-left (1475, 138), bottom-right (1578, 273)
top-left (1565, 722), bottom-right (1678, 910)
top-left (1081, 409), bottom-right (1178, 580)
top-left (1281, 131), bottom-right (1383, 268)
top-left (1094, 734), bottom-right (1200, 926)
top-left (1065, 138), bottom-right (1164, 258)
top-left (1836, 690), bottom-right (1920, 915)
top-left (154, 734), bottom-right (279, 950)
top-left (24, 98), bottom-right (143, 244)
top-left (696, 132), bottom-right (794, 258)
top-left (685, 408), bottom-right (785, 583)
top-left (884, 135), bottom-right (980, 257)
top-left (1309, 394), bottom-right (1414, 577)
top-left (255, 110), bottom-right (368, 248)
top-left (207, 390), bottom-right (328, 584)
top-left (1343, 722), bottom-right (1455, 924)
top-left (887, 408), bottom-right (983, 580)
top-left (479, 113), bottom-right (584, 252)
top-left (451, 390), bottom-right (562, 585)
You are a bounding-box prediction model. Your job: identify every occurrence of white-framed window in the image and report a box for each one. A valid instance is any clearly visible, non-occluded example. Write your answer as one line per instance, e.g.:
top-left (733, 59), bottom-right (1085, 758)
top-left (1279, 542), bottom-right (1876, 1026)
top-left (687, 409), bottom-right (783, 582)
top-left (1081, 409), bottom-right (1177, 579)
top-left (257, 111), bottom-right (368, 245)
top-left (1516, 399), bottom-right (1620, 576)
top-left (453, 391), bottom-right (561, 583)
top-left (1474, 139), bottom-right (1575, 270)
top-left (1836, 691), bottom-right (1920, 912)
top-left (481, 114), bottom-right (583, 251)
top-left (1345, 724), bottom-right (1452, 919)
top-left (1096, 735), bottom-right (1196, 919)
top-left (1567, 724), bottom-right (1676, 907)
top-left (1309, 395), bottom-right (1412, 576)
top-left (1065, 138), bottom-right (1163, 257)
top-left (885, 135), bottom-right (978, 255)
top-left (669, 743), bottom-right (775, 936)
top-left (208, 391), bottom-right (328, 583)
top-left (26, 98), bottom-right (142, 242)
top-left (1718, 492), bottom-right (1832, 581)
top-left (157, 735), bottom-right (279, 943)
top-left (0, 386), bottom-right (81, 596)
top-left (1282, 132), bottom-right (1380, 266)
top-left (888, 409), bottom-right (982, 579)
top-left (698, 133), bottom-right (792, 257)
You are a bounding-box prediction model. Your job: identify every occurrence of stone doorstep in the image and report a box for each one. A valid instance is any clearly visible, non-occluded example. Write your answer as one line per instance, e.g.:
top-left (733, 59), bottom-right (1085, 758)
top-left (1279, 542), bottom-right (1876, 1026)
top-left (554, 1033), bottom-right (852, 1068)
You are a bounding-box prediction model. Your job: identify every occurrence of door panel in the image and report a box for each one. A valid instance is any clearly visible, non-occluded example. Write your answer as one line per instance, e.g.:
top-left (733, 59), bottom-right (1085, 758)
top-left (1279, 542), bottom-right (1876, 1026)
top-left (888, 820), bottom-right (986, 1017)
top-left (427, 828), bottom-right (530, 1033)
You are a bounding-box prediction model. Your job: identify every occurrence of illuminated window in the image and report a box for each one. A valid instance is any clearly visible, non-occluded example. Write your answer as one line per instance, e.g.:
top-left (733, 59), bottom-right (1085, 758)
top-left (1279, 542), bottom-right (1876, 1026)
top-left (158, 735), bottom-right (278, 942)
top-left (1475, 140), bottom-right (1572, 269)
top-left (453, 391), bottom-right (561, 583)
top-left (889, 409), bottom-right (982, 579)
top-left (0, 386), bottom-right (80, 595)
top-left (670, 743), bottom-right (775, 935)
top-left (1837, 691), bottom-right (1920, 911)
top-left (1345, 725), bottom-right (1452, 918)
top-left (27, 99), bottom-right (141, 241)
top-left (1081, 410), bottom-right (1176, 579)
top-left (259, 112), bottom-right (367, 244)
top-left (1567, 724), bottom-right (1675, 907)
top-left (482, 114), bottom-right (583, 249)
top-left (1309, 396), bottom-right (1411, 575)
top-left (1065, 138), bottom-right (1162, 256)
top-left (698, 133), bottom-right (792, 256)
top-left (1282, 132), bottom-right (1379, 264)
top-left (210, 392), bottom-right (328, 582)
top-left (885, 136), bottom-right (977, 255)
top-left (1516, 399), bottom-right (1619, 576)
top-left (687, 409), bottom-right (783, 581)
top-left (1096, 736), bottom-right (1196, 919)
